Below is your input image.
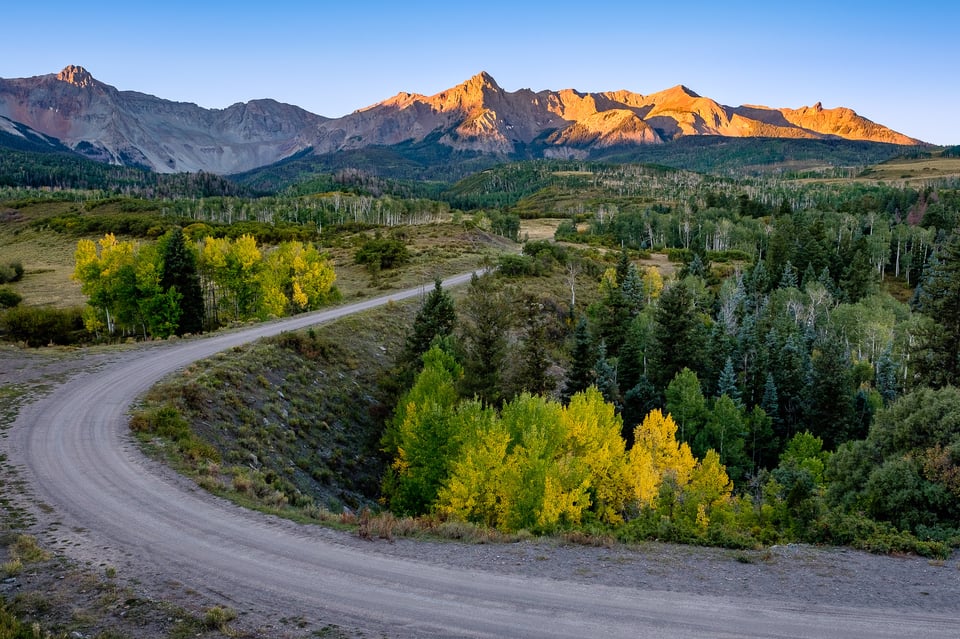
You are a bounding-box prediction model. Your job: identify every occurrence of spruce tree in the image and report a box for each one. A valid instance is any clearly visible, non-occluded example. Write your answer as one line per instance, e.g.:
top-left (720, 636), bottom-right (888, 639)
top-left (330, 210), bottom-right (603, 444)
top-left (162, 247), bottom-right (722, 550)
top-left (647, 281), bottom-right (706, 390)
top-left (404, 278), bottom-right (456, 364)
top-left (158, 227), bottom-right (204, 334)
top-left (913, 233), bottom-right (960, 387)
top-left (563, 316), bottom-right (596, 401)
top-left (717, 357), bottom-right (741, 405)
top-left (458, 273), bottom-right (512, 406)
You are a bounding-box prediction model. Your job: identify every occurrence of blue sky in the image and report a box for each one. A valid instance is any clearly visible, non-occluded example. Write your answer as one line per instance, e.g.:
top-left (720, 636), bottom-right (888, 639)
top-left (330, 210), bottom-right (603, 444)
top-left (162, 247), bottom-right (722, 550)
top-left (3, 2), bottom-right (957, 145)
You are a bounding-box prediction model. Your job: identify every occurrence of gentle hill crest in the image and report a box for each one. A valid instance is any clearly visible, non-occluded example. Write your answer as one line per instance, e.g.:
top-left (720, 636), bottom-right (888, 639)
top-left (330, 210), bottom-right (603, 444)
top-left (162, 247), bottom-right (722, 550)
top-left (0, 66), bottom-right (927, 174)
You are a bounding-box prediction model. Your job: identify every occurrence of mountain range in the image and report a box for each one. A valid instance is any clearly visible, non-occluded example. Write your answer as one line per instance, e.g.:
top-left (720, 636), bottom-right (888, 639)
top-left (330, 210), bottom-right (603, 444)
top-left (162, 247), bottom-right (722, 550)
top-left (0, 65), bottom-right (926, 175)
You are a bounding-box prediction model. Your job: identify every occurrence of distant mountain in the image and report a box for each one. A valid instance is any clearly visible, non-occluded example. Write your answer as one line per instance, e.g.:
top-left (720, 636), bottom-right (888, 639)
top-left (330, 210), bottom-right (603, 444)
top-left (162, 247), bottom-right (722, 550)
top-left (0, 66), bottom-right (324, 173)
top-left (0, 66), bottom-right (926, 175)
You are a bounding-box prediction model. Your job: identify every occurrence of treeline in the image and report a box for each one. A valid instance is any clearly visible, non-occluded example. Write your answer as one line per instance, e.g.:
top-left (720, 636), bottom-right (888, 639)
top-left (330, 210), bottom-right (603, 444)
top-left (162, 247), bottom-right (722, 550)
top-left (0, 147), bottom-right (249, 198)
top-left (72, 230), bottom-right (337, 339)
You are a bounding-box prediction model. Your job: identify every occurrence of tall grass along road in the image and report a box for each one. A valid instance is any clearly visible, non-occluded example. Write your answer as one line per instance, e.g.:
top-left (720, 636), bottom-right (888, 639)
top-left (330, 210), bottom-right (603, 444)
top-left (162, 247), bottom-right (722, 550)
top-left (5, 271), bottom-right (957, 638)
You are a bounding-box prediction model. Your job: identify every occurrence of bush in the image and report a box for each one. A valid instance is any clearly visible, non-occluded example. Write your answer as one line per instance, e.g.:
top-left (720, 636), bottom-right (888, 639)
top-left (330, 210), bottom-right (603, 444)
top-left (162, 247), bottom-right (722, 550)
top-left (0, 260), bottom-right (24, 284)
top-left (1, 305), bottom-right (86, 347)
top-left (0, 287), bottom-right (21, 309)
top-left (354, 234), bottom-right (410, 270)
top-left (497, 253), bottom-right (535, 277)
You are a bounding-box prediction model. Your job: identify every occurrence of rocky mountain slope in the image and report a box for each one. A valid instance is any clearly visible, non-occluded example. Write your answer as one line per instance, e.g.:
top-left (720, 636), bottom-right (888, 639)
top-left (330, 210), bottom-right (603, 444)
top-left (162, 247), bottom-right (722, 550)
top-left (0, 66), bottom-right (924, 174)
top-left (0, 66), bottom-right (325, 173)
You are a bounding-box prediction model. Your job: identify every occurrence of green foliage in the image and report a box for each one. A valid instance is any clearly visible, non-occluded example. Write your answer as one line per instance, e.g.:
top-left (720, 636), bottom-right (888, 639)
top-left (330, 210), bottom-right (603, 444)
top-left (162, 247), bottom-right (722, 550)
top-left (0, 259), bottom-right (24, 283)
top-left (458, 273), bottom-right (514, 406)
top-left (382, 345), bottom-right (464, 516)
top-left (1, 305), bottom-right (85, 347)
top-left (354, 233), bottom-right (410, 270)
top-left (158, 227), bottom-right (204, 334)
top-left (399, 278), bottom-right (457, 374)
top-left (0, 286), bottom-right (22, 309)
top-left (562, 317), bottom-right (596, 401)
top-left (913, 232), bottom-right (960, 387)
top-left (825, 387), bottom-right (960, 538)
top-left (130, 404), bottom-right (221, 463)
top-left (647, 280), bottom-right (708, 389)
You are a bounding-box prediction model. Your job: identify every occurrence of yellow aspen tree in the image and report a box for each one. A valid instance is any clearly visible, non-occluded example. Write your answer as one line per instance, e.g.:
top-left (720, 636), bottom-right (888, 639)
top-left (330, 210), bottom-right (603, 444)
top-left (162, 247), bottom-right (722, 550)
top-left (626, 409), bottom-right (696, 508)
top-left (437, 401), bottom-right (512, 528)
top-left (560, 388), bottom-right (629, 523)
top-left (684, 449), bottom-right (733, 523)
top-left (500, 394), bottom-right (589, 532)
top-left (642, 266), bottom-right (664, 304)
top-left (291, 243), bottom-right (336, 310)
top-left (225, 234), bottom-right (263, 319)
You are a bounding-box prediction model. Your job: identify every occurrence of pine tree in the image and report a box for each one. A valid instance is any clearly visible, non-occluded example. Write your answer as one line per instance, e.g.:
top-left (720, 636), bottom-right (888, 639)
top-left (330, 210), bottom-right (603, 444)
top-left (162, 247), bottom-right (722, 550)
top-left (716, 357), bottom-right (741, 405)
top-left (404, 279), bottom-right (456, 365)
top-left (913, 232), bottom-right (960, 388)
top-left (648, 281), bottom-right (706, 390)
top-left (563, 316), bottom-right (596, 401)
top-left (593, 341), bottom-right (621, 408)
top-left (459, 273), bottom-right (513, 406)
top-left (158, 227), bottom-right (204, 334)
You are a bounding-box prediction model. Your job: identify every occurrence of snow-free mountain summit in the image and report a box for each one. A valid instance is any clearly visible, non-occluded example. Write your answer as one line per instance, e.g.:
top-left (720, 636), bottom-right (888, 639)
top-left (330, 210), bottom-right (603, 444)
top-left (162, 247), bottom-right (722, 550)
top-left (0, 66), bottom-right (925, 174)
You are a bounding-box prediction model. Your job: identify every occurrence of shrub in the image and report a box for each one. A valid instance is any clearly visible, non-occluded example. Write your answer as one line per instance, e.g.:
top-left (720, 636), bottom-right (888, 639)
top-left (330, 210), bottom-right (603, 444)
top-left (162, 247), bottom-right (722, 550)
top-left (0, 261), bottom-right (24, 284)
top-left (0, 287), bottom-right (21, 309)
top-left (354, 234), bottom-right (410, 270)
top-left (202, 606), bottom-right (237, 632)
top-left (1, 305), bottom-right (86, 347)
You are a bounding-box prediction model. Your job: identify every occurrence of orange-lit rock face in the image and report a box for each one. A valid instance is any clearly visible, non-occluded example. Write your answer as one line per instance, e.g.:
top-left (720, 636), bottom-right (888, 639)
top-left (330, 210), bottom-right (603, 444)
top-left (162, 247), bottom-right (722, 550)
top-left (56, 65), bottom-right (95, 88)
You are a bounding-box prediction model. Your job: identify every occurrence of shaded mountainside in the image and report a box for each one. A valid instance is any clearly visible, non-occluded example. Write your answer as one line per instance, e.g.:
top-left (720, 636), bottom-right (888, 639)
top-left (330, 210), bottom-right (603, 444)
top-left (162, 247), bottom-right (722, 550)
top-left (0, 66), bottom-right (324, 174)
top-left (0, 66), bottom-right (928, 178)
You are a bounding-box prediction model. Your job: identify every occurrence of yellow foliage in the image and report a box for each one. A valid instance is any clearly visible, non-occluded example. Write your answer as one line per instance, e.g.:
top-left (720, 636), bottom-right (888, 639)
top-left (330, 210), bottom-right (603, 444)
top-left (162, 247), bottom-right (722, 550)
top-left (230, 234), bottom-right (261, 269)
top-left (201, 236), bottom-right (230, 270)
top-left (260, 284), bottom-right (288, 317)
top-left (626, 409), bottom-right (696, 508)
top-left (642, 266), bottom-right (663, 302)
top-left (561, 388), bottom-right (629, 523)
top-left (687, 449), bottom-right (733, 511)
top-left (599, 267), bottom-right (618, 293)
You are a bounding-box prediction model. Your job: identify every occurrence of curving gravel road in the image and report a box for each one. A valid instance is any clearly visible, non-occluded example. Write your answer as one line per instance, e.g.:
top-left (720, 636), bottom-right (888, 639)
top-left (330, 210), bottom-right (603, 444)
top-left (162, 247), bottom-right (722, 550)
top-left (5, 272), bottom-right (959, 638)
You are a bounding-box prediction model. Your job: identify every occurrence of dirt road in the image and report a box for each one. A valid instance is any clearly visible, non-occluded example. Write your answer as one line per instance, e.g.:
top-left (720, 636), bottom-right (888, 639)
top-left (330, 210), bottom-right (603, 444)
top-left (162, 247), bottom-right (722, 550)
top-left (4, 272), bottom-right (959, 638)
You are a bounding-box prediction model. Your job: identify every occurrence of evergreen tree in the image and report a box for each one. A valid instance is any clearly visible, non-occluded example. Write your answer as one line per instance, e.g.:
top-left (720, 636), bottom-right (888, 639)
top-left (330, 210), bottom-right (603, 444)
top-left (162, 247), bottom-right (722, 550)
top-left (621, 376), bottom-right (660, 446)
top-left (760, 372), bottom-right (782, 435)
top-left (513, 297), bottom-right (555, 397)
top-left (617, 316), bottom-right (647, 393)
top-left (648, 281), bottom-right (707, 390)
top-left (805, 333), bottom-right (856, 449)
top-left (158, 227), bottom-right (204, 334)
top-left (403, 279), bottom-right (456, 366)
top-left (779, 260), bottom-right (799, 290)
top-left (563, 316), bottom-right (596, 401)
top-left (458, 273), bottom-right (513, 406)
top-left (874, 347), bottom-right (899, 405)
top-left (395, 278), bottom-right (457, 390)
top-left (716, 357), bottom-right (741, 405)
top-left (840, 236), bottom-right (875, 303)
top-left (913, 232), bottom-right (960, 388)
top-left (593, 341), bottom-right (621, 408)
